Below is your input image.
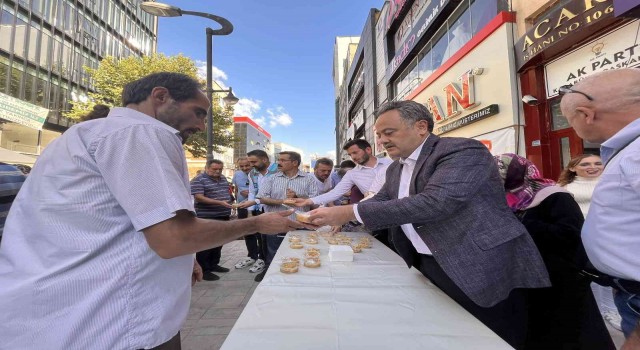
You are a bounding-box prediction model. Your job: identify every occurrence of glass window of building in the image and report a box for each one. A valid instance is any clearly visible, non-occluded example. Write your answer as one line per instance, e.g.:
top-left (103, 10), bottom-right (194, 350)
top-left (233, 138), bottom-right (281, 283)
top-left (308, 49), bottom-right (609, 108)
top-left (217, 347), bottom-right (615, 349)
top-left (470, 0), bottom-right (497, 33)
top-left (14, 12), bottom-right (29, 59)
top-left (31, 0), bottom-right (43, 15)
top-left (446, 4), bottom-right (472, 57)
top-left (0, 6), bottom-right (15, 54)
top-left (0, 61), bottom-right (8, 93)
top-left (10, 66), bottom-right (23, 98)
top-left (39, 28), bottom-right (51, 67)
top-left (431, 26), bottom-right (449, 69)
top-left (35, 72), bottom-right (48, 107)
top-left (28, 21), bottom-right (40, 64)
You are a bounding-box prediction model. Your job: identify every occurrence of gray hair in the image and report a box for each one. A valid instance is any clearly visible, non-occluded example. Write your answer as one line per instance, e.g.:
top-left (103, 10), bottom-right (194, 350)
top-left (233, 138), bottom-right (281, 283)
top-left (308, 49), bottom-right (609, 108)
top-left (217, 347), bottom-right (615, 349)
top-left (374, 100), bottom-right (434, 132)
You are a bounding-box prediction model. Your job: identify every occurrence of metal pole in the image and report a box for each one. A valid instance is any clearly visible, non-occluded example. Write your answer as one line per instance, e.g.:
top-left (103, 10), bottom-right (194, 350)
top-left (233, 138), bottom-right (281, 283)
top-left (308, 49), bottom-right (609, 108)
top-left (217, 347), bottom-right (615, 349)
top-left (206, 27), bottom-right (214, 162)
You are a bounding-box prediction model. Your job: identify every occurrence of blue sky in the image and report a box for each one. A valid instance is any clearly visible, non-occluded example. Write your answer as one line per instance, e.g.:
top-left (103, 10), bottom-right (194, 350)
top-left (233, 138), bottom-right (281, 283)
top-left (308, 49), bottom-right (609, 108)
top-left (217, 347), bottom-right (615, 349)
top-left (155, 0), bottom-right (380, 161)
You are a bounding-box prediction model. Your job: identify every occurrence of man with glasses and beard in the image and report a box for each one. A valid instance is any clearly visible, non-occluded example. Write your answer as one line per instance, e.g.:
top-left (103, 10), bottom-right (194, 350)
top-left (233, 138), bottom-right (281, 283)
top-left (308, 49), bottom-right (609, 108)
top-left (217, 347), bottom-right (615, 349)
top-left (560, 68), bottom-right (640, 350)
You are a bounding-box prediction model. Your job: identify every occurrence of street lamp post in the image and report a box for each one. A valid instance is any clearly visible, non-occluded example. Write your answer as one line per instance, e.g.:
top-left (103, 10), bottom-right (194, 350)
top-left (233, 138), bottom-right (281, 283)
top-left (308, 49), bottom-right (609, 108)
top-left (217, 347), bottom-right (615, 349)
top-left (139, 2), bottom-right (237, 161)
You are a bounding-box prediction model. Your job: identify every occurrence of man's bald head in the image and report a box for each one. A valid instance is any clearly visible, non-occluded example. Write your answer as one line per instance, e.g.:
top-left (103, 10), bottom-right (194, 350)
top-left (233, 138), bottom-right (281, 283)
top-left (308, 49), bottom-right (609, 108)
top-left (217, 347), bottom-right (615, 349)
top-left (560, 68), bottom-right (640, 143)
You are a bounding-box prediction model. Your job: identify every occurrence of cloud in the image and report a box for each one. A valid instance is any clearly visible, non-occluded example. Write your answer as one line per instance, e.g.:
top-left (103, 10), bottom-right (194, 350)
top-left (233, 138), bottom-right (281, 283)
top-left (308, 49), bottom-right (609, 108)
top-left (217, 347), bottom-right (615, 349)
top-left (195, 60), bottom-right (228, 88)
top-left (233, 98), bottom-right (262, 118)
top-left (266, 107), bottom-right (293, 128)
top-left (233, 103), bottom-right (294, 129)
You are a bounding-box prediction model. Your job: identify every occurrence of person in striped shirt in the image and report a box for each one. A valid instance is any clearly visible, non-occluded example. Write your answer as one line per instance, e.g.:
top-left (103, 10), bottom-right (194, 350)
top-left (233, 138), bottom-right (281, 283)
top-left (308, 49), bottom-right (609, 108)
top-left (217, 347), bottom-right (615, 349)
top-left (254, 151), bottom-right (319, 280)
top-left (190, 159), bottom-right (234, 281)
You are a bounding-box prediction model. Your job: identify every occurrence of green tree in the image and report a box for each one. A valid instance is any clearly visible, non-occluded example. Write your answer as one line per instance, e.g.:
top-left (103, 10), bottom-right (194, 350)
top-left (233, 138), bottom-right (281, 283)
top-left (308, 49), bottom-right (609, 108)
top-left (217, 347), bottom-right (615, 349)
top-left (64, 54), bottom-right (234, 156)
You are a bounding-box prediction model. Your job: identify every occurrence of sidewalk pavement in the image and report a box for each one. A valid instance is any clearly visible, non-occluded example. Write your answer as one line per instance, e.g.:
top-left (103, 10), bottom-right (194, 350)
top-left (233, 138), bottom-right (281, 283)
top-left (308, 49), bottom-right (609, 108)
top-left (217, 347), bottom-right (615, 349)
top-left (179, 241), bottom-right (626, 350)
top-left (180, 240), bottom-right (257, 350)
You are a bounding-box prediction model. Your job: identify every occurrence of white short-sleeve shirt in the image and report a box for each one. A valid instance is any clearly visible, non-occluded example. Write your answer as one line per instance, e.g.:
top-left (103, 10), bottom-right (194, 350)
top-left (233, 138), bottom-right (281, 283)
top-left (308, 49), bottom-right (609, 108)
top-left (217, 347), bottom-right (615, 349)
top-left (0, 107), bottom-right (196, 349)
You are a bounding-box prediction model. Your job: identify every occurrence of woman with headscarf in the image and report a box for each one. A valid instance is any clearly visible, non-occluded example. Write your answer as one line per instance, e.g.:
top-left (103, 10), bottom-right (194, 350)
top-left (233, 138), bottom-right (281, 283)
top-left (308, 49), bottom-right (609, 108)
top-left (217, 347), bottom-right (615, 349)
top-left (494, 153), bottom-right (613, 350)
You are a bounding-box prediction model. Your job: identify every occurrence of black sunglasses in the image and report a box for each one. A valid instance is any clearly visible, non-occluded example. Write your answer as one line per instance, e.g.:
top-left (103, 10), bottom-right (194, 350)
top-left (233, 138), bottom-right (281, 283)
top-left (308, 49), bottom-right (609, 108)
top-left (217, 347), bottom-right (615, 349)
top-left (558, 85), bottom-right (594, 101)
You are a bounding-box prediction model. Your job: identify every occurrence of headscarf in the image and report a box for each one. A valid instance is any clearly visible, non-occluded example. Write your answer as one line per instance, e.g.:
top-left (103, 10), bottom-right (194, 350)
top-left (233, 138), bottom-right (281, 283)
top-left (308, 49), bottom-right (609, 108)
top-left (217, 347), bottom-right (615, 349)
top-left (494, 153), bottom-right (566, 212)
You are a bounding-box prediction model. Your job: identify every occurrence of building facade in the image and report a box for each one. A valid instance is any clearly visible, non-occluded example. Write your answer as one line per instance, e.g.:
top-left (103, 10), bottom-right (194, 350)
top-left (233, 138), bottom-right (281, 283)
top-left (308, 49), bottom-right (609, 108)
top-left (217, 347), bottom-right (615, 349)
top-left (0, 0), bottom-right (157, 158)
top-left (233, 116), bottom-right (272, 162)
top-left (335, 8), bottom-right (381, 161)
top-left (514, 0), bottom-right (639, 179)
top-left (335, 0), bottom-right (640, 180)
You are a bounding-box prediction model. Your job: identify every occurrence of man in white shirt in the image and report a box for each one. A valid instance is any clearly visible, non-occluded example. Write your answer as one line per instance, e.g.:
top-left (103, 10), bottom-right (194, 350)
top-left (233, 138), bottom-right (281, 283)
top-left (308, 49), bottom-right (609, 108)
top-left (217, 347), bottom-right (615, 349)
top-left (0, 73), bottom-right (303, 350)
top-left (560, 68), bottom-right (640, 348)
top-left (295, 139), bottom-right (392, 207)
top-left (294, 139), bottom-right (392, 246)
top-left (313, 157), bottom-right (334, 194)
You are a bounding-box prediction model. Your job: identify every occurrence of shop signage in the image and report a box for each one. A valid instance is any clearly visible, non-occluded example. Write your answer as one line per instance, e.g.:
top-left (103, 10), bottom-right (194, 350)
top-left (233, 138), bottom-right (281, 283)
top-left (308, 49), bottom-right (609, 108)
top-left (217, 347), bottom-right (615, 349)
top-left (394, 0), bottom-right (430, 49)
top-left (425, 68), bottom-right (483, 123)
top-left (387, 0), bottom-right (452, 79)
top-left (473, 128), bottom-right (516, 155)
top-left (386, 0), bottom-right (411, 32)
top-left (544, 20), bottom-right (640, 97)
top-left (436, 104), bottom-right (499, 134)
top-left (0, 92), bottom-right (49, 130)
top-left (515, 0), bottom-right (615, 69)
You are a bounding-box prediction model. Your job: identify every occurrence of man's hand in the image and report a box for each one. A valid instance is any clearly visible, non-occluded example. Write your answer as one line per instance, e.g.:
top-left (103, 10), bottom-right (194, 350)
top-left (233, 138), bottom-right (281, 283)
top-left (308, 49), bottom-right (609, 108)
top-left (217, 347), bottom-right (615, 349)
top-left (221, 201), bottom-right (234, 209)
top-left (253, 210), bottom-right (305, 233)
top-left (237, 200), bottom-right (256, 209)
top-left (307, 205), bottom-right (356, 227)
top-left (622, 327), bottom-right (640, 350)
top-left (192, 260), bottom-right (203, 286)
top-left (292, 198), bottom-right (313, 207)
top-left (286, 188), bottom-right (297, 198)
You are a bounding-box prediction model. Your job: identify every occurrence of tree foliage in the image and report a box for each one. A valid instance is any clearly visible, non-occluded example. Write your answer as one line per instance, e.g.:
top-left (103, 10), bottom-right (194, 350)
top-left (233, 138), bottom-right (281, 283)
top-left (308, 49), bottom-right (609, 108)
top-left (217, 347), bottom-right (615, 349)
top-left (65, 54), bottom-right (234, 156)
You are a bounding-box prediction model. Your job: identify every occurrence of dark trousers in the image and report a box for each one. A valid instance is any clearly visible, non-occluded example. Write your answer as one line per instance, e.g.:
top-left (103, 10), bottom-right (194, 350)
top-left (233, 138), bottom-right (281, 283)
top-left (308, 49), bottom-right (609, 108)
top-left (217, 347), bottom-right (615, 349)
top-left (417, 254), bottom-right (527, 350)
top-left (196, 216), bottom-right (229, 272)
top-left (239, 208), bottom-right (261, 260)
top-left (372, 229), bottom-right (395, 252)
top-left (265, 234), bottom-right (286, 266)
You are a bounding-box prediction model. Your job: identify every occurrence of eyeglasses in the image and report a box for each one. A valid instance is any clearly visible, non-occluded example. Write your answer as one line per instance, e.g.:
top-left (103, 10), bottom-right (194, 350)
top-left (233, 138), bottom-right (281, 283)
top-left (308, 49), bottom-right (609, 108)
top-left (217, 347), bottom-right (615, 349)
top-left (558, 85), bottom-right (594, 101)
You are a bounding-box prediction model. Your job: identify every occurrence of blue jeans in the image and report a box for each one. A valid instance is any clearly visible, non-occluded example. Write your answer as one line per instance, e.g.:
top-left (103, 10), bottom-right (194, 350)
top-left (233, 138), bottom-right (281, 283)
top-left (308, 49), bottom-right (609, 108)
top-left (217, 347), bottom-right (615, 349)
top-left (265, 234), bottom-right (285, 266)
top-left (614, 289), bottom-right (640, 338)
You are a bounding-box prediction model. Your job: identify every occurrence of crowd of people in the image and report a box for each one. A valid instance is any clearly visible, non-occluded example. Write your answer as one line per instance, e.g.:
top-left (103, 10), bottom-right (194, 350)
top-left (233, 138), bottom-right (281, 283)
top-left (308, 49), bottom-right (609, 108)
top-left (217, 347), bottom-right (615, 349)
top-left (0, 68), bottom-right (638, 350)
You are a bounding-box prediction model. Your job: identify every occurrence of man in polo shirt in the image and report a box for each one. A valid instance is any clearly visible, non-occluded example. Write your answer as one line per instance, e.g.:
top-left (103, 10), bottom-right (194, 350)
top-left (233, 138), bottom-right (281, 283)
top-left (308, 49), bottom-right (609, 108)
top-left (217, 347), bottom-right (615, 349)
top-left (191, 159), bottom-right (233, 281)
top-left (255, 151), bottom-right (318, 280)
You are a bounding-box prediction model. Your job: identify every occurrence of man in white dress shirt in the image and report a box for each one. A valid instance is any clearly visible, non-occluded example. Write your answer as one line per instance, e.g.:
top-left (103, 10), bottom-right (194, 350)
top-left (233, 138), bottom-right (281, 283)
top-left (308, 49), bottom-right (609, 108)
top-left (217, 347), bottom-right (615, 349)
top-left (560, 68), bottom-right (640, 349)
top-left (0, 73), bottom-right (303, 350)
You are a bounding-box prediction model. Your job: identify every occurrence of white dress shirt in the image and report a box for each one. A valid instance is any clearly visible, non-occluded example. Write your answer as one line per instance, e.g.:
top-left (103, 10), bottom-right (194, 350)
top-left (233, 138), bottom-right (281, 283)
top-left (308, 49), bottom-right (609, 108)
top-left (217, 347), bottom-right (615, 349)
top-left (0, 107), bottom-right (195, 349)
top-left (398, 139), bottom-right (432, 254)
top-left (353, 138), bottom-right (431, 254)
top-left (583, 118), bottom-right (640, 281)
top-left (311, 157), bottom-right (392, 205)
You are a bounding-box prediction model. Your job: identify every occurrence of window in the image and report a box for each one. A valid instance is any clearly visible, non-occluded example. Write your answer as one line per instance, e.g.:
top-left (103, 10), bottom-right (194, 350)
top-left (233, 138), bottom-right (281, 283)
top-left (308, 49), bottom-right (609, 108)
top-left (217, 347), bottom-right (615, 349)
top-left (0, 62), bottom-right (8, 93)
top-left (39, 29), bottom-right (51, 67)
top-left (470, 0), bottom-right (496, 34)
top-left (28, 21), bottom-right (40, 64)
top-left (10, 66), bottom-right (23, 98)
top-left (14, 12), bottom-right (29, 59)
top-left (0, 7), bottom-right (15, 53)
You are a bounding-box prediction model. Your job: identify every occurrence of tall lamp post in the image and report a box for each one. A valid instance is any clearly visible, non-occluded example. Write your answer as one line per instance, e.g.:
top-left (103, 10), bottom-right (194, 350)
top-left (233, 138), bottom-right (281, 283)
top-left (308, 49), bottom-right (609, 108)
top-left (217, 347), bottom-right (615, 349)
top-left (139, 2), bottom-right (238, 161)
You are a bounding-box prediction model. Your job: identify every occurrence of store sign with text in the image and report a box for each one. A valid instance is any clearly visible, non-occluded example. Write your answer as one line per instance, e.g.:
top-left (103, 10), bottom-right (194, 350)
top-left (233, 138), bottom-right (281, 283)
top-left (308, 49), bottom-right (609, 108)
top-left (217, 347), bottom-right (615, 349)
top-left (423, 68), bottom-right (499, 134)
top-left (0, 92), bottom-right (49, 130)
top-left (394, 0), bottom-right (431, 49)
top-left (515, 0), bottom-right (615, 69)
top-left (544, 20), bottom-right (640, 98)
top-left (387, 0), bottom-right (451, 79)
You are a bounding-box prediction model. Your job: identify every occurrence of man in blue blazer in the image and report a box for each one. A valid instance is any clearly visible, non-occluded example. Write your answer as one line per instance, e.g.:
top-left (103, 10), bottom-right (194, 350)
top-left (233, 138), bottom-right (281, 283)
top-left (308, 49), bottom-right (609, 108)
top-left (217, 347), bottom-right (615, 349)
top-left (309, 100), bottom-right (549, 349)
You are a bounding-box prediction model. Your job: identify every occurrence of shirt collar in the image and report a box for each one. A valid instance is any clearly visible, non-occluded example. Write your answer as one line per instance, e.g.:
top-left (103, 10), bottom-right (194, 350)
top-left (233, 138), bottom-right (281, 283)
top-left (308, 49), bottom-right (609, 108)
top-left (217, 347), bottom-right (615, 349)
top-left (399, 136), bottom-right (429, 165)
top-left (356, 157), bottom-right (387, 170)
top-left (276, 170), bottom-right (307, 178)
top-left (108, 107), bottom-right (180, 136)
top-left (601, 118), bottom-right (640, 151)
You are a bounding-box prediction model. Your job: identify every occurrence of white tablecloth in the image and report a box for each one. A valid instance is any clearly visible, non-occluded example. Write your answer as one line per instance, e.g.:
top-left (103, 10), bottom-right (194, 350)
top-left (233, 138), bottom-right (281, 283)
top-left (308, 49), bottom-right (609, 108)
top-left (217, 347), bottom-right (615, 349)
top-left (220, 231), bottom-right (512, 350)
